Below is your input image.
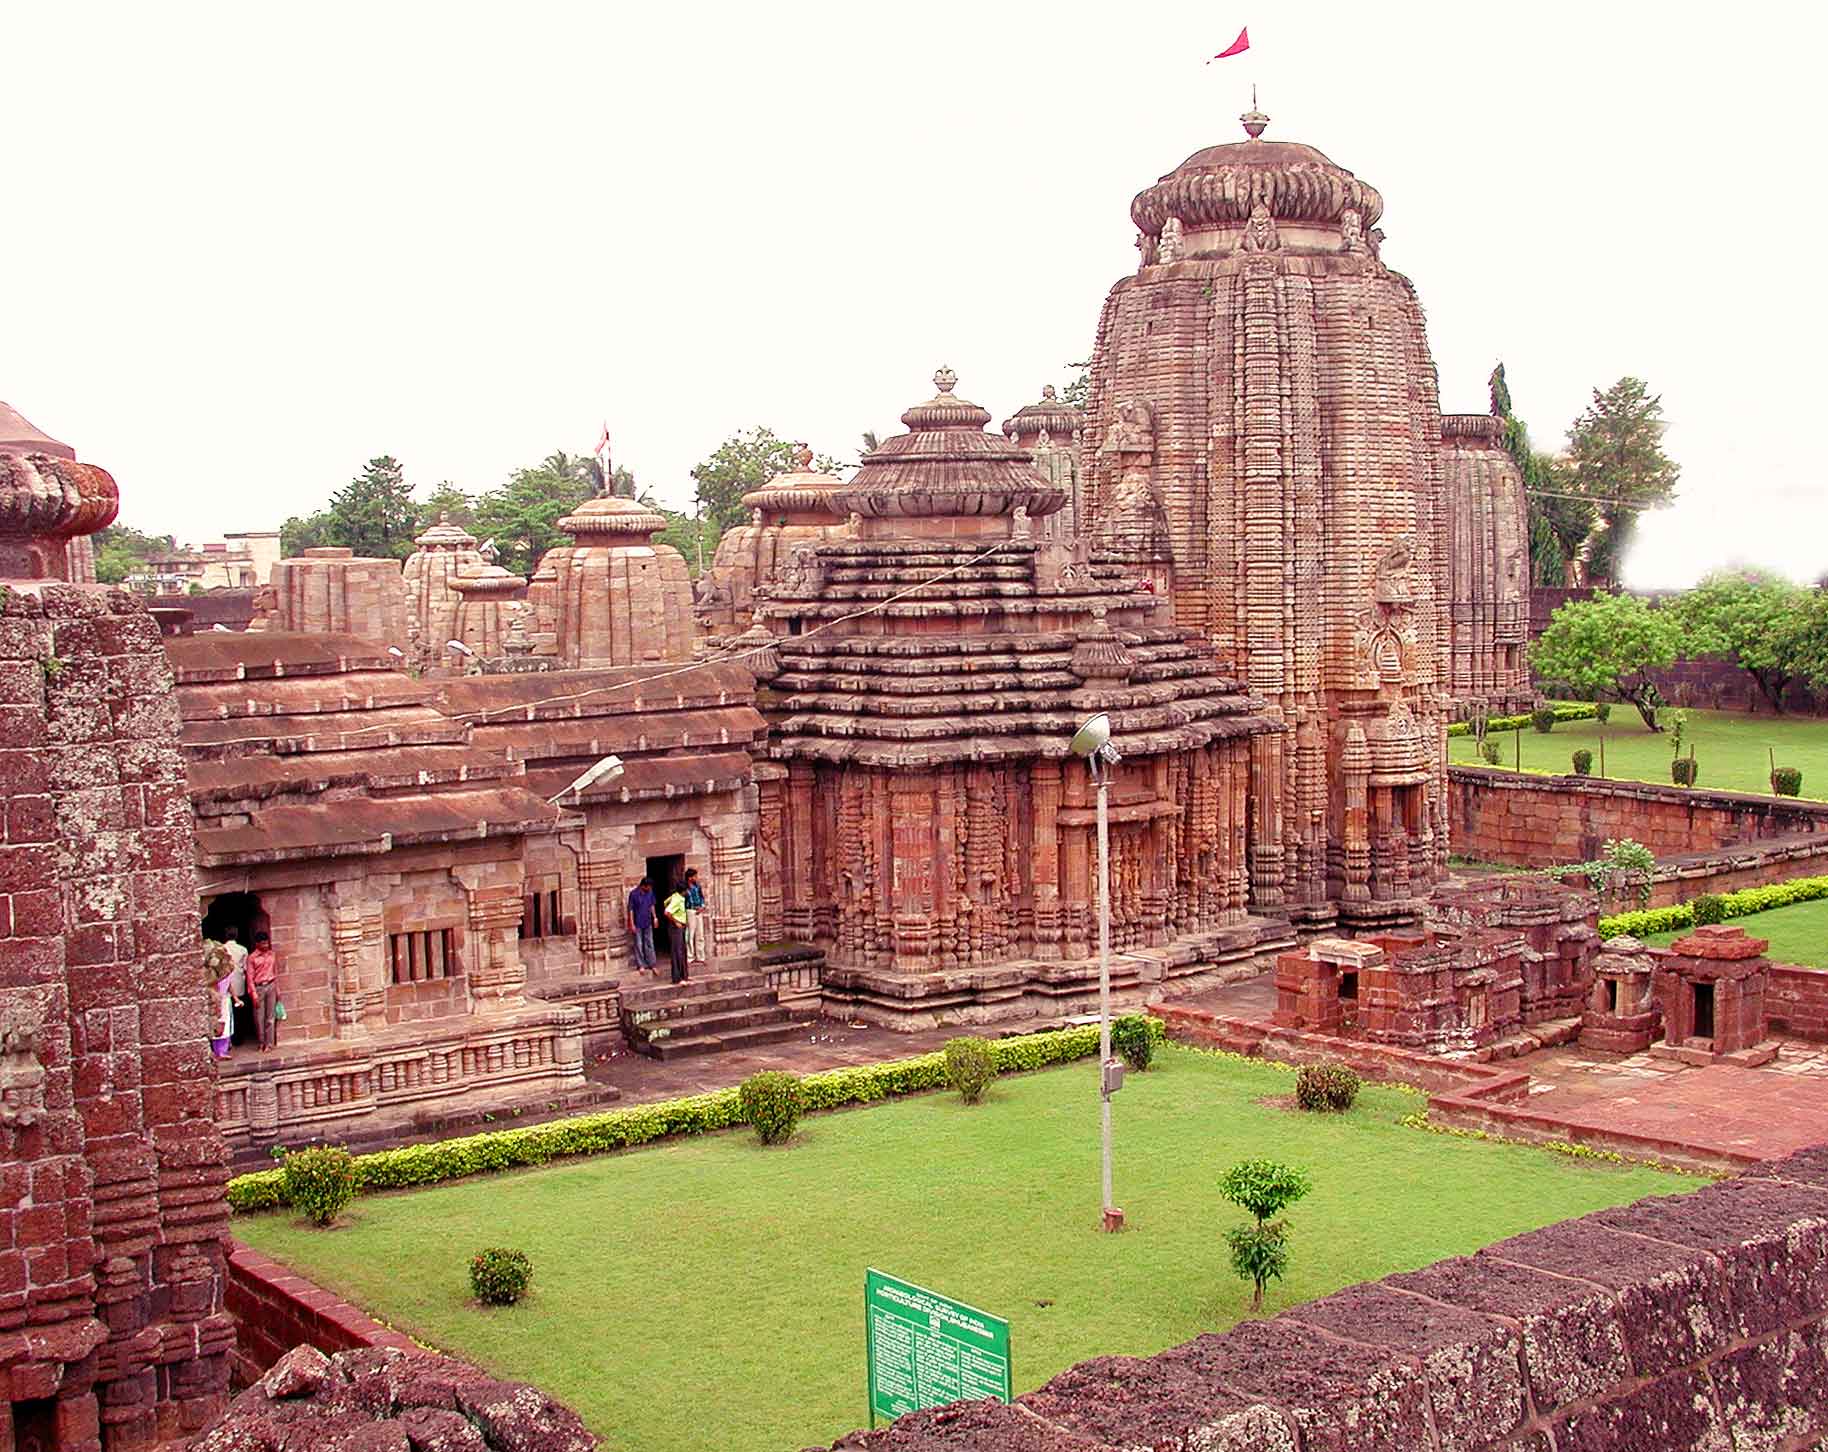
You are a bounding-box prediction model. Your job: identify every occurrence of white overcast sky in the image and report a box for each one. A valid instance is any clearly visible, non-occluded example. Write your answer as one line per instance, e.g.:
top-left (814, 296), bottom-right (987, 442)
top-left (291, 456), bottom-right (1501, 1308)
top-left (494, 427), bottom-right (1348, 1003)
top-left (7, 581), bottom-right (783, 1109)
top-left (6, 1), bottom-right (1824, 587)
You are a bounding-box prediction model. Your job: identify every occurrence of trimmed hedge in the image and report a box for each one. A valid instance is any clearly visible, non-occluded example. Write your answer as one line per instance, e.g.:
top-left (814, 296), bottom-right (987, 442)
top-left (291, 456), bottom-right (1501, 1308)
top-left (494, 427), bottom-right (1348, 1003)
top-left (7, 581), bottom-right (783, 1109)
top-left (1599, 874), bottom-right (1828, 940)
top-left (227, 1017), bottom-right (1167, 1213)
top-left (1447, 703), bottom-right (1599, 739)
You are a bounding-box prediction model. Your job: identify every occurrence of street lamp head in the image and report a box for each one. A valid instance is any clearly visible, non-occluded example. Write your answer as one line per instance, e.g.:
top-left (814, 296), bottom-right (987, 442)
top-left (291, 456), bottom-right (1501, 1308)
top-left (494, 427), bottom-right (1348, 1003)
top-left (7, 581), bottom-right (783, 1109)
top-left (549, 753), bottom-right (625, 804)
top-left (1069, 713), bottom-right (1112, 759)
top-left (446, 639), bottom-right (475, 657)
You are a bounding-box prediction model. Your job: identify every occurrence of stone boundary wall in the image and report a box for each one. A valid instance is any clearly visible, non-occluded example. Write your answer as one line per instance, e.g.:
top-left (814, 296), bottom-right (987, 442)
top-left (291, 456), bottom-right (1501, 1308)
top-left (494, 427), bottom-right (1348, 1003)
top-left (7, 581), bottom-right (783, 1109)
top-left (1153, 1003), bottom-right (1752, 1175)
top-left (224, 1241), bottom-right (415, 1389)
top-left (1449, 766), bottom-right (1828, 867)
top-left (1637, 834), bottom-right (1828, 908)
top-left (1770, 964), bottom-right (1828, 1041)
top-left (831, 1141), bottom-right (1828, 1450)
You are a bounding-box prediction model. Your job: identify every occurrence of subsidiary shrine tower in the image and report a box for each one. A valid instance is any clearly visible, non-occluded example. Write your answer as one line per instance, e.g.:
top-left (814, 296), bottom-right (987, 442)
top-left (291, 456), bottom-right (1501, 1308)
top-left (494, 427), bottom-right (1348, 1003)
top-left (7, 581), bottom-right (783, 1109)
top-left (1082, 104), bottom-right (1452, 929)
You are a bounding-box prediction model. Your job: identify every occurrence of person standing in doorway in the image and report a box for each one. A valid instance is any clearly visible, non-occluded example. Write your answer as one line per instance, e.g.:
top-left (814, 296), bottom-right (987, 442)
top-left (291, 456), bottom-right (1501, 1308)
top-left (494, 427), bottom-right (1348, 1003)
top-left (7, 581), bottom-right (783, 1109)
top-left (247, 932), bottom-right (280, 1051)
top-left (627, 876), bottom-right (658, 975)
top-left (663, 880), bottom-right (689, 984)
top-left (222, 931), bottom-right (252, 1046)
top-left (684, 867), bottom-right (708, 966)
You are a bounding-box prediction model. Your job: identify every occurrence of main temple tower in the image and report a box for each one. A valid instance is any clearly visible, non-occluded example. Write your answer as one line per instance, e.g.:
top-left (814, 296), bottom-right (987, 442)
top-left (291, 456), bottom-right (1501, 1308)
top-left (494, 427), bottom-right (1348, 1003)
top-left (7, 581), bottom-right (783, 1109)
top-left (1082, 105), bottom-right (1450, 927)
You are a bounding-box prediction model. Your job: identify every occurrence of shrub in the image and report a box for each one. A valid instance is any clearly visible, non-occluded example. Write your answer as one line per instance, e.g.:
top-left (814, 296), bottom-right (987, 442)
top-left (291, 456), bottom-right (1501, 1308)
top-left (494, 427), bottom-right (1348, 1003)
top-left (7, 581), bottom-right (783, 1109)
top-left (469, 1247), bottom-right (533, 1305)
top-left (1598, 874), bottom-right (1828, 939)
top-left (1447, 703), bottom-right (1601, 738)
top-left (1671, 756), bottom-right (1699, 786)
top-left (1772, 767), bottom-right (1803, 797)
top-left (1530, 707), bottom-right (1557, 734)
top-left (943, 1037), bottom-right (997, 1104)
top-left (1478, 739), bottom-right (1502, 766)
top-left (1294, 1062), bottom-right (1360, 1113)
top-left (1691, 894), bottom-right (1728, 926)
top-left (737, 1071), bottom-right (806, 1145)
top-left (1219, 1159), bottom-right (1313, 1311)
top-left (226, 1020), bottom-right (1162, 1213)
top-left (1111, 1014), bottom-right (1156, 1072)
top-left (1571, 749), bottom-right (1593, 777)
top-left (280, 1145), bottom-right (357, 1227)
top-left (1594, 703), bottom-right (1612, 724)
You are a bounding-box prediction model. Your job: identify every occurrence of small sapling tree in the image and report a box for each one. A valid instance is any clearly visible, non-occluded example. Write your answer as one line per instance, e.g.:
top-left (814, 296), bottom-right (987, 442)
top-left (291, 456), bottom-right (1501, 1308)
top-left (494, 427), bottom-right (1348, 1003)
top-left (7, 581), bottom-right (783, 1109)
top-left (1219, 1158), bottom-right (1313, 1312)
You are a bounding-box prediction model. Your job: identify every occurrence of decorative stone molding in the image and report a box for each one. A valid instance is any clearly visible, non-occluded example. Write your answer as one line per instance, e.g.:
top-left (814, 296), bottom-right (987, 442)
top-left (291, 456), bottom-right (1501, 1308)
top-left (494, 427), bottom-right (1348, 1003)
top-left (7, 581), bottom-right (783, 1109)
top-left (0, 451), bottom-right (119, 579)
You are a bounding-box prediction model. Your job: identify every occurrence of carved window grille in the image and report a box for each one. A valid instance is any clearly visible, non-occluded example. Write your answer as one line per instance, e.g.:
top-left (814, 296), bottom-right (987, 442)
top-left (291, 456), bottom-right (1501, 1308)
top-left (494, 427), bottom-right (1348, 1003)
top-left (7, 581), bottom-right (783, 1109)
top-left (519, 887), bottom-right (570, 940)
top-left (388, 928), bottom-right (457, 985)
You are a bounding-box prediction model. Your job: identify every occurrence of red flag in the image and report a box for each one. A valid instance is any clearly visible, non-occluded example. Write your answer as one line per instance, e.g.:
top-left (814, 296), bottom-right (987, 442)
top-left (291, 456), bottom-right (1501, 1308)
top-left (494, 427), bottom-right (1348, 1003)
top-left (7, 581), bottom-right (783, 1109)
top-left (1210, 26), bottom-right (1249, 61)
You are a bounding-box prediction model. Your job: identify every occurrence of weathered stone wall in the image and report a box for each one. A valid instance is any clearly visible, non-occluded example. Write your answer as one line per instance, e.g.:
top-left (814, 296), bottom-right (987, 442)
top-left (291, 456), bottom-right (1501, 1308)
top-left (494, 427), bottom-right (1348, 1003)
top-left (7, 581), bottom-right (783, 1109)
top-left (1449, 766), bottom-right (1828, 866)
top-left (0, 581), bottom-right (233, 1450)
top-left (269, 549), bottom-right (408, 646)
top-left (221, 1243), bottom-right (413, 1390)
top-left (1637, 833), bottom-right (1828, 908)
top-left (828, 1147), bottom-right (1828, 1450)
top-left (1768, 963), bottom-right (1828, 1040)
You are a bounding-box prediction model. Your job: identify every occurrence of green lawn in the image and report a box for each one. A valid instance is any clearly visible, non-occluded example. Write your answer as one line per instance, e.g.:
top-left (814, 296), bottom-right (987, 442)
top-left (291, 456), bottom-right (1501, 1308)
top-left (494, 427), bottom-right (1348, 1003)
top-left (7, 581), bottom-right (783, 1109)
top-left (1450, 707), bottom-right (1828, 799)
top-left (1645, 898), bottom-right (1828, 966)
top-left (236, 1048), bottom-right (1690, 1452)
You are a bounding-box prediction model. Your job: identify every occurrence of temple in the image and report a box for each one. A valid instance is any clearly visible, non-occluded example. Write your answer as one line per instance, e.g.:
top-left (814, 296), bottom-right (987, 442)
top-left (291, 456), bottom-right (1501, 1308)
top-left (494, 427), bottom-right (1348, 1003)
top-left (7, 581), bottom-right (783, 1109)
top-left (748, 370), bottom-right (1292, 1027)
top-left (1441, 414), bottom-right (1532, 712)
top-left (693, 445), bottom-right (850, 639)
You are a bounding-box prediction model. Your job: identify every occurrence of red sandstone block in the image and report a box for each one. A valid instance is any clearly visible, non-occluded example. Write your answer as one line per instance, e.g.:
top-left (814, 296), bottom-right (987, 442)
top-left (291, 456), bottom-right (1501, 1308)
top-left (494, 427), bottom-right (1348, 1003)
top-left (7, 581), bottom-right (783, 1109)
top-left (14, 1205), bottom-right (61, 1249)
top-left (0, 708), bottom-right (48, 751)
top-left (81, 1093), bottom-right (143, 1141)
top-left (3, 796), bottom-right (53, 845)
top-left (63, 923), bottom-right (126, 968)
top-left (25, 1245), bottom-right (66, 1287)
top-left (1549, 1368), bottom-right (1724, 1452)
top-left (0, 845), bottom-right (56, 894)
top-left (142, 1081), bottom-right (210, 1125)
top-left (0, 936), bottom-right (60, 987)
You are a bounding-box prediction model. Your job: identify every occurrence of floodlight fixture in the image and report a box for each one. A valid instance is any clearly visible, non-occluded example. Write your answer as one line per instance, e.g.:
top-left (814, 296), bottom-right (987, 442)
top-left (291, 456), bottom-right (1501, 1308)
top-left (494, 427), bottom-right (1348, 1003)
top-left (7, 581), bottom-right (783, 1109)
top-left (1069, 713), bottom-right (1111, 759)
top-left (446, 639), bottom-right (475, 657)
top-left (387, 646), bottom-right (406, 659)
top-left (549, 753), bottom-right (624, 804)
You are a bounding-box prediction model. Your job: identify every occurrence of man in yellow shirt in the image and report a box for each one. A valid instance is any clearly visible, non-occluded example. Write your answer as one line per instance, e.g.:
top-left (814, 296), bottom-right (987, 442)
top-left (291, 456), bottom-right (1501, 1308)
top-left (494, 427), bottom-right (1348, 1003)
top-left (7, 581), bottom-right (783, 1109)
top-left (663, 883), bottom-right (689, 984)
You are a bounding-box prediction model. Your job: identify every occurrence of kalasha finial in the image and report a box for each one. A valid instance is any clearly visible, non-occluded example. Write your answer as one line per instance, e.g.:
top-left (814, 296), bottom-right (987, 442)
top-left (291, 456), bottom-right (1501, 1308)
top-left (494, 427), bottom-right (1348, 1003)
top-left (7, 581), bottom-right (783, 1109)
top-left (793, 442), bottom-right (813, 471)
top-left (1241, 87), bottom-right (1269, 140)
top-left (1041, 384), bottom-right (1057, 401)
top-left (0, 453), bottom-right (119, 581)
top-left (933, 367), bottom-right (958, 395)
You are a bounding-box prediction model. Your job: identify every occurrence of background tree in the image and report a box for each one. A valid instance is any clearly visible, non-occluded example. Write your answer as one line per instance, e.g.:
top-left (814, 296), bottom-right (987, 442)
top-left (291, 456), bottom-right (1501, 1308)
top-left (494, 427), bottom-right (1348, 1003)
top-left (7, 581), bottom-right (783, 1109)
top-left (279, 509), bottom-right (338, 558)
top-left (419, 481), bottom-right (476, 529)
top-left (1490, 363), bottom-right (1588, 588)
top-left (689, 428), bottom-right (841, 537)
top-left (326, 455), bottom-right (418, 559)
top-left (1677, 570), bottom-right (1828, 713)
top-left (1560, 377), bottom-right (1680, 587)
top-left (1530, 592), bottom-right (1683, 730)
top-left (1060, 359), bottom-right (1091, 409)
top-left (470, 452), bottom-right (610, 576)
top-left (93, 524), bottom-right (175, 584)
top-left (1218, 1159), bottom-right (1312, 1312)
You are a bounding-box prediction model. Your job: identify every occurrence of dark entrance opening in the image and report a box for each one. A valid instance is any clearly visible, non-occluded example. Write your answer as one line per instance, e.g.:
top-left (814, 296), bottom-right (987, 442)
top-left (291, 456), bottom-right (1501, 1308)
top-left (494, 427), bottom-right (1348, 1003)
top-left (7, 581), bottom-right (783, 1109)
top-left (1339, 971), bottom-right (1359, 1001)
top-left (646, 854), bottom-right (685, 954)
top-left (12, 1397), bottom-right (57, 1452)
top-left (1693, 981), bottom-right (1716, 1040)
top-left (202, 891), bottom-right (266, 1045)
top-left (1605, 980), bottom-right (1618, 1013)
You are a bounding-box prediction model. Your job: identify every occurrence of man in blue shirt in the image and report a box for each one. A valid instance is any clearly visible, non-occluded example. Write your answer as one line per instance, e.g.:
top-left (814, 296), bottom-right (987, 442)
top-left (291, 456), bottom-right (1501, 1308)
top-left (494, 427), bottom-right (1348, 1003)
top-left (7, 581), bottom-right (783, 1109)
top-left (626, 877), bottom-right (657, 975)
top-left (684, 867), bottom-right (708, 965)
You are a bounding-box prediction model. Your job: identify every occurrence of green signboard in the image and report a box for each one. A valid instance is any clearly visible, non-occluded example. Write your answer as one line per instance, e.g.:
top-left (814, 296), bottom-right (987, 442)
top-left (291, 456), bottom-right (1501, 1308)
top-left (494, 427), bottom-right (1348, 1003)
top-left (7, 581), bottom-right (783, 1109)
top-left (865, 1268), bottom-right (1011, 1427)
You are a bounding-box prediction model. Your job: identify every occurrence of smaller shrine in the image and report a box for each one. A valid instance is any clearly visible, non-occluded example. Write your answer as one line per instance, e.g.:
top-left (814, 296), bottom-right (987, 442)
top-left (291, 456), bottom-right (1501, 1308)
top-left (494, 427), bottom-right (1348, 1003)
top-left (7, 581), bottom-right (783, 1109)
top-left (694, 444), bottom-right (849, 637)
top-left (1001, 385), bottom-right (1084, 541)
top-left (1652, 925), bottom-right (1777, 1067)
top-left (265, 546), bottom-right (410, 646)
top-left (537, 493), bottom-right (696, 667)
top-left (1579, 935), bottom-right (1661, 1053)
top-left (451, 563), bottom-right (529, 664)
top-left (1441, 414), bottom-right (1531, 713)
top-left (403, 515), bottom-right (486, 673)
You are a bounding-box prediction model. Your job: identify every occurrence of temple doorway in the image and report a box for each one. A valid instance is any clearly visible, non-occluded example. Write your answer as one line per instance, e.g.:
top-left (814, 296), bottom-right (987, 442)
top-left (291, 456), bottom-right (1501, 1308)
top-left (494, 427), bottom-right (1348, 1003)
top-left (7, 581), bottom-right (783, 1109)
top-left (646, 854), bottom-right (684, 953)
top-left (201, 891), bottom-right (267, 949)
top-left (10, 1397), bottom-right (55, 1452)
top-left (1693, 982), bottom-right (1716, 1041)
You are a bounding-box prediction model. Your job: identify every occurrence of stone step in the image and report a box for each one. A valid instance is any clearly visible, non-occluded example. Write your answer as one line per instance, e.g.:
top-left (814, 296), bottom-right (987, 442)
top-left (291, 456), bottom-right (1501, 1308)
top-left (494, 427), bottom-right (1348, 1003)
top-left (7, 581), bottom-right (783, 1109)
top-left (643, 1017), bottom-right (818, 1061)
top-left (629, 1004), bottom-right (797, 1045)
top-left (621, 986), bottom-right (779, 1027)
top-left (618, 971), bottom-right (767, 1011)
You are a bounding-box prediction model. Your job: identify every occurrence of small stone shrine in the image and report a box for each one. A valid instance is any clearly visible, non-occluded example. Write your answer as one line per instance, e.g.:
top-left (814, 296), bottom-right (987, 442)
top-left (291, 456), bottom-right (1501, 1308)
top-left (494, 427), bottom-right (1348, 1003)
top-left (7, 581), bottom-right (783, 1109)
top-left (1426, 876), bottom-right (1598, 1025)
top-left (1081, 104), bottom-right (1452, 929)
top-left (265, 548), bottom-right (410, 647)
top-left (401, 515), bottom-right (486, 674)
top-left (1001, 386), bottom-right (1085, 542)
top-left (751, 369), bottom-right (1291, 1029)
top-left (535, 493), bottom-right (695, 667)
top-left (0, 433), bottom-right (234, 1449)
top-left (450, 563), bottom-right (529, 665)
top-left (1579, 935), bottom-right (1661, 1054)
top-left (693, 444), bottom-right (849, 638)
top-left (1652, 924), bottom-right (1777, 1067)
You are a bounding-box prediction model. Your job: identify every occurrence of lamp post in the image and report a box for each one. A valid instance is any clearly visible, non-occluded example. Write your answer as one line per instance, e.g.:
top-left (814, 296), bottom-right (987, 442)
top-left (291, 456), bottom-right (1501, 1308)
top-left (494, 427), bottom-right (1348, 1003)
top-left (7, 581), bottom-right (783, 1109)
top-left (1070, 712), bottom-right (1124, 1232)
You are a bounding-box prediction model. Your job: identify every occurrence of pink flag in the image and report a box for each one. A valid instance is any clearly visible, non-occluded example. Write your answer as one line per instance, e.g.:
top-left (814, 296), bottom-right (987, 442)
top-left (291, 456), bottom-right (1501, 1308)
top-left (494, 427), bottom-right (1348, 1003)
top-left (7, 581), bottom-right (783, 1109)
top-left (1209, 26), bottom-right (1249, 60)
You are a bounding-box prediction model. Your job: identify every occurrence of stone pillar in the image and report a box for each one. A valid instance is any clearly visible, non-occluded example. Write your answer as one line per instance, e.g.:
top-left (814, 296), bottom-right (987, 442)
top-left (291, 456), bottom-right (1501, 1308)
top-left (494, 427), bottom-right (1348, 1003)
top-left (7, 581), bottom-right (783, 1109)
top-left (785, 762), bottom-right (818, 943)
top-left (1030, 760), bottom-right (1063, 958)
top-left (708, 830), bottom-right (758, 961)
top-left (755, 765), bottom-right (786, 945)
top-left (461, 883), bottom-right (529, 1009)
top-left (1061, 763), bottom-right (1091, 960)
top-left (1249, 730), bottom-right (1285, 909)
top-left (1342, 724), bottom-right (1371, 906)
top-left (575, 853), bottom-right (625, 976)
top-left (888, 775), bottom-right (937, 970)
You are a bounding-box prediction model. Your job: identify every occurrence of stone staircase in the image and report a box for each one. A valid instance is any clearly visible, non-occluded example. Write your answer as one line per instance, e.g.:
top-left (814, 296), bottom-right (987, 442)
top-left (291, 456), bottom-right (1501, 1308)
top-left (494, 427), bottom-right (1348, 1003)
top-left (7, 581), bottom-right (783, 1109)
top-left (618, 970), bottom-right (815, 1060)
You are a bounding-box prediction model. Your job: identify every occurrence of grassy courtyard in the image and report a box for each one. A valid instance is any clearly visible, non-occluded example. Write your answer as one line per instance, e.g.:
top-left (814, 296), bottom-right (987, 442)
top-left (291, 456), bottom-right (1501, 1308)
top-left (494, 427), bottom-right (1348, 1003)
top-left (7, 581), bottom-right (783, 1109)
top-left (1645, 898), bottom-right (1828, 966)
top-left (1448, 707), bottom-right (1828, 800)
top-left (237, 1048), bottom-right (1689, 1452)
